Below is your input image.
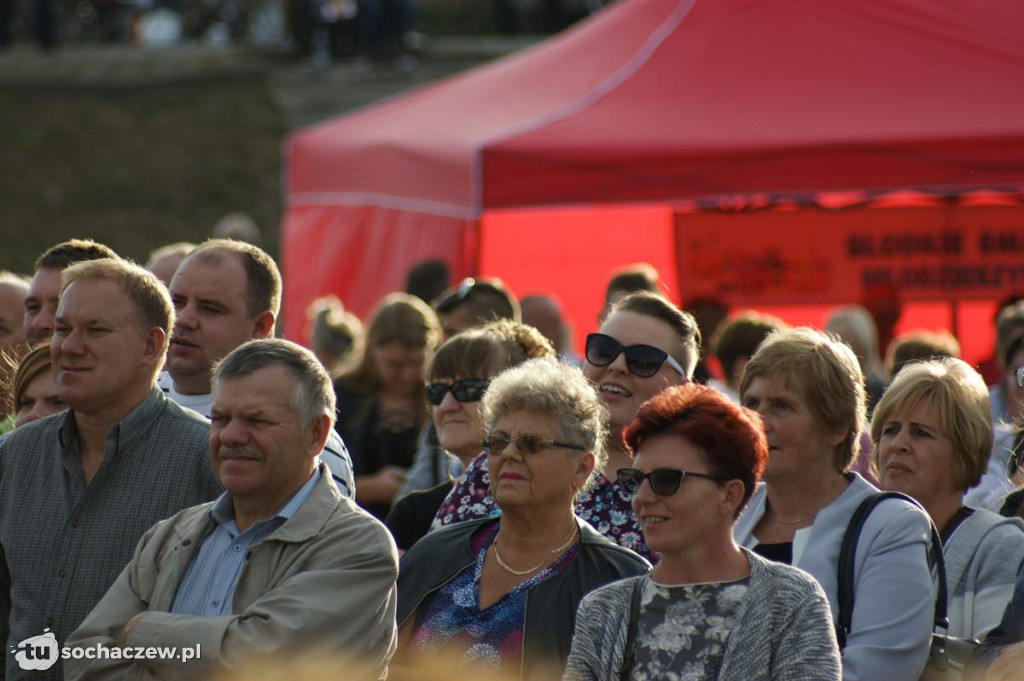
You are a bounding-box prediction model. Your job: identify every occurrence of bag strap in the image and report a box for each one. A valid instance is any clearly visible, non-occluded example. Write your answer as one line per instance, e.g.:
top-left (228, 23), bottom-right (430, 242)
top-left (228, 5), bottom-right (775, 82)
top-left (619, 577), bottom-right (645, 681)
top-left (835, 491), bottom-right (948, 650)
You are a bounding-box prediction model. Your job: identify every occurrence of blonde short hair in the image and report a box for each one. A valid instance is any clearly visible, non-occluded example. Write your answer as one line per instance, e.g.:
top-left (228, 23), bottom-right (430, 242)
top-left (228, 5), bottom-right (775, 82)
top-left (870, 358), bottom-right (991, 490)
top-left (61, 258), bottom-right (173, 354)
top-left (739, 327), bottom-right (866, 473)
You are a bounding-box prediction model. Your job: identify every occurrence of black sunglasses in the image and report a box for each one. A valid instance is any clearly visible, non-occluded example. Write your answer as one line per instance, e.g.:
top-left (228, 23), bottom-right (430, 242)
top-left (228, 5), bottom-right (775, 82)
top-left (426, 379), bottom-right (488, 406)
top-left (585, 333), bottom-right (685, 378)
top-left (483, 434), bottom-right (585, 456)
top-left (616, 467), bottom-right (722, 497)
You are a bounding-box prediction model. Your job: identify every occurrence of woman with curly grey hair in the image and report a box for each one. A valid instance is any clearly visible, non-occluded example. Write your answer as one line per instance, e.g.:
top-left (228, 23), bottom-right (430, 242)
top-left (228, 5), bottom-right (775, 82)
top-left (395, 358), bottom-right (650, 680)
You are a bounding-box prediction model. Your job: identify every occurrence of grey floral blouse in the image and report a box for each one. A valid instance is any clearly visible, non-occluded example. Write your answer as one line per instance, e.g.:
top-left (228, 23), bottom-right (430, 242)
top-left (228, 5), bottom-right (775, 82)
top-left (631, 577), bottom-right (751, 681)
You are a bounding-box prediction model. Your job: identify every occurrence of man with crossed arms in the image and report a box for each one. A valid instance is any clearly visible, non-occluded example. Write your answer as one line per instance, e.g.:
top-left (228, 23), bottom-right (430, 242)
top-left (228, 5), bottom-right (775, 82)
top-left (67, 339), bottom-right (398, 680)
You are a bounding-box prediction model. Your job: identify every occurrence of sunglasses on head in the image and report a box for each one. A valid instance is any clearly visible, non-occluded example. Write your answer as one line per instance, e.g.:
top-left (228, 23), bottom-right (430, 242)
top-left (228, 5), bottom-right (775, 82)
top-left (434, 277), bottom-right (509, 314)
top-left (483, 434), bottom-right (585, 456)
top-left (585, 333), bottom-right (685, 378)
top-left (616, 467), bottom-right (722, 497)
top-left (1016, 364), bottom-right (1024, 389)
top-left (426, 379), bottom-right (489, 406)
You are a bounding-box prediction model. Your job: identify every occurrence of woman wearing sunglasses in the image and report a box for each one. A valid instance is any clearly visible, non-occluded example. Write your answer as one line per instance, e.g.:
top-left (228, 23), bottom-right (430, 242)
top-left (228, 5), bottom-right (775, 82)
top-left (395, 358), bottom-right (649, 680)
top-left (566, 383), bottom-right (841, 680)
top-left (431, 291), bottom-right (696, 561)
top-left (734, 328), bottom-right (934, 681)
top-left (385, 320), bottom-right (555, 553)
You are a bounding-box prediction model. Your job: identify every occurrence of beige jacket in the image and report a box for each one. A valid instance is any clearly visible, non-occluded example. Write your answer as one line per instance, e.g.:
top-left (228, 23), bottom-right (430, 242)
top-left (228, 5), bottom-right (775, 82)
top-left (65, 463), bottom-right (398, 680)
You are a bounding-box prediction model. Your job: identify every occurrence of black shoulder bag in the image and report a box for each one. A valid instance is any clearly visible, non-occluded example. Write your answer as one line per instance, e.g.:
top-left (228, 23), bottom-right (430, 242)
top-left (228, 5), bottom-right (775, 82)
top-left (836, 492), bottom-right (979, 680)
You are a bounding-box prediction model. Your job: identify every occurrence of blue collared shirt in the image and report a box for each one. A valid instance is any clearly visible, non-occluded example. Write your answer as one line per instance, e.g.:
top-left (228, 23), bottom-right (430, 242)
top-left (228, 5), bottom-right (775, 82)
top-left (171, 468), bottom-right (322, 617)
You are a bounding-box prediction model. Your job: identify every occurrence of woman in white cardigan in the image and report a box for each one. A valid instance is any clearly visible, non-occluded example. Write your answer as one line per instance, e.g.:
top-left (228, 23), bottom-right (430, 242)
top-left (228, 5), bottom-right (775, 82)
top-left (733, 328), bottom-right (934, 681)
top-left (872, 357), bottom-right (1024, 640)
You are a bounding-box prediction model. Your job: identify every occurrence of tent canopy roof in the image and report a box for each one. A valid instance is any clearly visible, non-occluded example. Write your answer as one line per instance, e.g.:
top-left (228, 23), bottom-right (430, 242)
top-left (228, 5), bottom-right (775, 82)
top-left (287, 0), bottom-right (1024, 214)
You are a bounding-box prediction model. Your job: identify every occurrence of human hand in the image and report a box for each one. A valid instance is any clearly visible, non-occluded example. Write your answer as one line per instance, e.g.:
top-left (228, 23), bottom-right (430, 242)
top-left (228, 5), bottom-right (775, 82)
top-left (357, 466), bottom-right (406, 504)
top-left (115, 612), bottom-right (146, 648)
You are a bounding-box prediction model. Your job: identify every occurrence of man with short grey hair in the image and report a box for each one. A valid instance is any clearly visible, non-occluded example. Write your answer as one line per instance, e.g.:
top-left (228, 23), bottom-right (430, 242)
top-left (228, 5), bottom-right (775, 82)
top-left (67, 339), bottom-right (398, 681)
top-left (0, 258), bottom-right (220, 681)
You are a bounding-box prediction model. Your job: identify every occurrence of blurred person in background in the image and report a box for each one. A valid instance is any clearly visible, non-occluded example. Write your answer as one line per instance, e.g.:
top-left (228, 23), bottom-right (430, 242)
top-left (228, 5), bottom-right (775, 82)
top-left (11, 343), bottom-right (63, 428)
top-left (599, 262), bottom-right (661, 323)
top-left (860, 282), bottom-right (902, 364)
top-left (212, 211), bottom-right (263, 246)
top-left (826, 305), bottom-right (887, 413)
top-left (968, 333), bottom-right (1024, 512)
top-left (433, 276), bottom-right (519, 341)
top-left (432, 292), bottom-right (698, 562)
top-left (334, 292), bottom-right (440, 519)
top-left (405, 259), bottom-right (449, 305)
top-left (0, 271), bottom-right (29, 431)
top-left (145, 241), bottom-right (196, 288)
top-left (735, 328), bottom-right (934, 681)
top-left (23, 239), bottom-right (118, 347)
top-left (977, 294), bottom-right (1024, 386)
top-left (395, 359), bottom-right (649, 680)
top-left (394, 277), bottom-right (520, 501)
top-left (683, 295), bottom-right (728, 385)
top-left (989, 303), bottom-right (1024, 425)
top-left (566, 384), bottom-right (841, 681)
top-left (872, 358), bottom-right (1024, 641)
top-left (306, 295), bottom-right (363, 374)
top-left (521, 293), bottom-right (578, 364)
top-left (386, 320), bottom-right (555, 553)
top-left (709, 310), bottom-right (786, 403)
top-left (885, 329), bottom-right (961, 378)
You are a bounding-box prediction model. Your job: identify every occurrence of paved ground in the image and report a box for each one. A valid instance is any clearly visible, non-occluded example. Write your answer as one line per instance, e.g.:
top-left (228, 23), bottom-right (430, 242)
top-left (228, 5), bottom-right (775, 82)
top-left (0, 34), bottom-right (541, 129)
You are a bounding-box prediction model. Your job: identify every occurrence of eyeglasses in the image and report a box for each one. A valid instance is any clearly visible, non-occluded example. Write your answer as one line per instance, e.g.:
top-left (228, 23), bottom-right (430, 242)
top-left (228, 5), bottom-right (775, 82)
top-left (483, 434), bottom-right (586, 456)
top-left (585, 333), bottom-right (685, 378)
top-left (616, 467), bottom-right (723, 497)
top-left (426, 379), bottom-right (489, 406)
top-left (1016, 364), bottom-right (1024, 389)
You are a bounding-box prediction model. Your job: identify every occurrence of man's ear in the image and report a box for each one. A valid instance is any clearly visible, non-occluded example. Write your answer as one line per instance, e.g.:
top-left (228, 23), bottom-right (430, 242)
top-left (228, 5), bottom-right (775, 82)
top-left (252, 311), bottom-right (276, 340)
top-left (143, 327), bottom-right (166, 366)
top-left (307, 412), bottom-right (331, 458)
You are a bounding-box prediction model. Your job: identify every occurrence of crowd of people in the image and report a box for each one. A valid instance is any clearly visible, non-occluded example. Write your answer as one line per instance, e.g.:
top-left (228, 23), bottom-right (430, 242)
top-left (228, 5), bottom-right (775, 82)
top-left (1, 236), bottom-right (1024, 681)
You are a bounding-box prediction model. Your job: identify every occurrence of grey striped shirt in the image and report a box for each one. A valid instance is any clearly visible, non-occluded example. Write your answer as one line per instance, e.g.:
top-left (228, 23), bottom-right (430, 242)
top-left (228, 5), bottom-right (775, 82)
top-left (0, 388), bottom-right (221, 681)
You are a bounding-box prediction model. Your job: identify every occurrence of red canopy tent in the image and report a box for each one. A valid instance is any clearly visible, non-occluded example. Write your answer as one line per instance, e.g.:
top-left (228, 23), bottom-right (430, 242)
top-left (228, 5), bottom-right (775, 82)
top-left (282, 0), bottom-right (1024, 363)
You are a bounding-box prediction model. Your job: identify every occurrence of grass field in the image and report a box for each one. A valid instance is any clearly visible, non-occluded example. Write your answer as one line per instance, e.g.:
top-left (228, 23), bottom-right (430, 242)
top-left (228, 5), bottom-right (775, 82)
top-left (0, 75), bottom-right (285, 274)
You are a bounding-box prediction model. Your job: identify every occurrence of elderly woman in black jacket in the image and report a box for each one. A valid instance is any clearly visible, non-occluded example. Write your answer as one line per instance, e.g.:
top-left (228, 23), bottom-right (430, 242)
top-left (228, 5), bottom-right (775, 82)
top-left (394, 358), bottom-right (649, 680)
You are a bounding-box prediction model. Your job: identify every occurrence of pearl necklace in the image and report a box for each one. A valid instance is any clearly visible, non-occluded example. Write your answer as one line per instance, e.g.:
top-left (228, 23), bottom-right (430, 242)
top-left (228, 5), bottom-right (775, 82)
top-left (492, 526), bottom-right (579, 576)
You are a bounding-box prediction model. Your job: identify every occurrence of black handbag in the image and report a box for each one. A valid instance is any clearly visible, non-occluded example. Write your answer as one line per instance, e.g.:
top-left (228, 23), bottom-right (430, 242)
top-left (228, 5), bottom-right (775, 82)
top-left (835, 492), bottom-right (979, 680)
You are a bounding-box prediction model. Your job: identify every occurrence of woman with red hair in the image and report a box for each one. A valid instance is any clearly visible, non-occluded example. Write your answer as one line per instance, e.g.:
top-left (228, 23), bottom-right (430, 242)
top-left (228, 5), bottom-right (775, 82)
top-left (565, 384), bottom-right (841, 680)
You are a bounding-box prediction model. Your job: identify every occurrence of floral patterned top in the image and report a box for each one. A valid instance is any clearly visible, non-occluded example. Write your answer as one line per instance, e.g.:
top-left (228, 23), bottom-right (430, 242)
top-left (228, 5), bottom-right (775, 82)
top-left (631, 577), bottom-right (750, 681)
top-left (407, 520), bottom-right (580, 673)
top-left (430, 451), bottom-right (655, 562)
